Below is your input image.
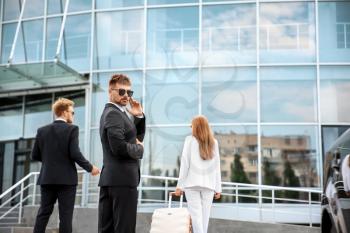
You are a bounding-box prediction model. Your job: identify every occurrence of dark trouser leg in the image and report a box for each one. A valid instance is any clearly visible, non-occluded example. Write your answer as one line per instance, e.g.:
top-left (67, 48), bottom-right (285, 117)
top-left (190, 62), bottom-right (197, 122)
top-left (33, 185), bottom-right (57, 233)
top-left (98, 186), bottom-right (114, 233)
top-left (111, 187), bottom-right (138, 233)
top-left (57, 185), bottom-right (76, 233)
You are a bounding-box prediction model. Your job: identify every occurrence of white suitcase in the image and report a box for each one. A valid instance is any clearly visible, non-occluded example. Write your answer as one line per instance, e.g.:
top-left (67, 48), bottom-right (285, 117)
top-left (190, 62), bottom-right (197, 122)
top-left (150, 192), bottom-right (192, 233)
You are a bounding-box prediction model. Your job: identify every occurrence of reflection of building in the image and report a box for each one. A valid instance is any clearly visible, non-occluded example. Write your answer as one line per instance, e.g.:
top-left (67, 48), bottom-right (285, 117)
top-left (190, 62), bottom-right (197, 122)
top-left (215, 131), bottom-right (318, 187)
top-left (215, 132), bottom-right (258, 183)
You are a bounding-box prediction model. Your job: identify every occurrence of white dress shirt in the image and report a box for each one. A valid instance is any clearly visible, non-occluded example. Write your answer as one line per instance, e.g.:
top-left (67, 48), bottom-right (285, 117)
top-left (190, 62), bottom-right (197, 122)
top-left (341, 154), bottom-right (350, 192)
top-left (177, 135), bottom-right (222, 193)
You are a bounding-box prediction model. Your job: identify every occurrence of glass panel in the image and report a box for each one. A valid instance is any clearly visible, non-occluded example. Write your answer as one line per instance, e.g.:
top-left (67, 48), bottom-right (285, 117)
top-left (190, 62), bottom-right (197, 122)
top-left (13, 20), bottom-right (43, 63)
top-left (96, 0), bottom-right (143, 9)
top-left (45, 17), bottom-right (62, 60)
top-left (320, 66), bottom-right (350, 123)
top-left (23, 0), bottom-right (44, 18)
top-left (260, 66), bottom-right (317, 122)
top-left (261, 125), bottom-right (320, 188)
top-left (3, 0), bottom-right (20, 21)
top-left (1, 23), bottom-right (16, 64)
top-left (0, 97), bottom-right (23, 141)
top-left (24, 94), bottom-right (52, 138)
top-left (92, 71), bottom-right (143, 127)
top-left (147, 7), bottom-right (199, 68)
top-left (213, 126), bottom-right (258, 184)
top-left (94, 10), bottom-right (144, 70)
top-left (202, 4), bottom-right (256, 65)
top-left (142, 127), bottom-right (191, 177)
top-left (322, 126), bottom-right (350, 158)
top-left (48, 0), bottom-right (91, 14)
top-left (319, 2), bottom-right (350, 62)
top-left (146, 69), bottom-right (198, 124)
top-left (149, 0), bottom-right (198, 4)
top-left (61, 14), bottom-right (91, 72)
top-left (260, 2), bottom-right (316, 63)
top-left (55, 90), bottom-right (85, 129)
top-left (202, 67), bottom-right (257, 123)
top-left (48, 0), bottom-right (65, 15)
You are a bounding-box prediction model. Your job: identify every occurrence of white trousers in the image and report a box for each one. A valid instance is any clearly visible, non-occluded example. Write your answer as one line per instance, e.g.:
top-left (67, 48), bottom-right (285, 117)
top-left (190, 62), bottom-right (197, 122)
top-left (185, 188), bottom-right (214, 233)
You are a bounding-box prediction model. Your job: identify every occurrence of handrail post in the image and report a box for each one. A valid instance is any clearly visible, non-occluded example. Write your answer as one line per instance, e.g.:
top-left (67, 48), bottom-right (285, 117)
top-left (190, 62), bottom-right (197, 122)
top-left (165, 179), bottom-right (169, 203)
top-left (81, 172), bottom-right (86, 207)
top-left (309, 192), bottom-right (312, 227)
top-left (272, 189), bottom-right (275, 223)
top-left (32, 173), bottom-right (37, 205)
top-left (235, 184), bottom-right (239, 218)
top-left (18, 182), bottom-right (24, 224)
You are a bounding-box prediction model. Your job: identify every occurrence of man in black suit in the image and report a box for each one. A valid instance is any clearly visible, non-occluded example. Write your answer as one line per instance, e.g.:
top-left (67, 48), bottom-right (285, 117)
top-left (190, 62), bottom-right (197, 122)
top-left (98, 74), bottom-right (146, 233)
top-left (31, 98), bottom-right (100, 233)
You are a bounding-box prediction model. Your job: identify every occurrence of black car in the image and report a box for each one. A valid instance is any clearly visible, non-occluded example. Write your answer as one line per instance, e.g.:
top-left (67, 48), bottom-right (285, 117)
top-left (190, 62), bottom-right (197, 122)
top-left (322, 129), bottom-right (350, 233)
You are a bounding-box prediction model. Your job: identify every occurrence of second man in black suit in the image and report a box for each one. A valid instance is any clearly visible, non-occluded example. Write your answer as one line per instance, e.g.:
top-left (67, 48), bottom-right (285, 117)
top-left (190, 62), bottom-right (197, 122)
top-left (31, 98), bottom-right (100, 233)
top-left (98, 74), bottom-right (146, 233)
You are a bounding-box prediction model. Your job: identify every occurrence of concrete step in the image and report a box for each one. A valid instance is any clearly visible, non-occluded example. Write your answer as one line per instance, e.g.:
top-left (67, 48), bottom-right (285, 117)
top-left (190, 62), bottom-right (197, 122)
top-left (0, 227), bottom-right (59, 233)
top-left (21, 206), bottom-right (319, 233)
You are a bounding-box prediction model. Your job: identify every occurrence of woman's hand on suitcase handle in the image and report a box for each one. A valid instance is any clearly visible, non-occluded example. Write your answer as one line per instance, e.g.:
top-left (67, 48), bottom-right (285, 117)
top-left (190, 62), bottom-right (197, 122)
top-left (175, 187), bottom-right (183, 196)
top-left (214, 192), bottom-right (221, 200)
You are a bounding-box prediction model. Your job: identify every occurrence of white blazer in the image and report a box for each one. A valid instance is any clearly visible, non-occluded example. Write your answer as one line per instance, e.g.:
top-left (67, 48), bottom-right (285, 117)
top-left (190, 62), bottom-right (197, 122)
top-left (177, 135), bottom-right (222, 193)
top-left (341, 154), bottom-right (350, 192)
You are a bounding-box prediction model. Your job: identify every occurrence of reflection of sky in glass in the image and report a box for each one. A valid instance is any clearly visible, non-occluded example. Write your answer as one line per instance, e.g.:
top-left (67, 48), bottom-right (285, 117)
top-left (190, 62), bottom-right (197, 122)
top-left (147, 7), bottom-right (199, 67)
top-left (320, 66), bottom-right (350, 122)
top-left (260, 67), bottom-right (317, 122)
top-left (13, 20), bottom-right (43, 63)
top-left (149, 0), bottom-right (198, 4)
top-left (1, 23), bottom-right (16, 64)
top-left (62, 14), bottom-right (91, 71)
top-left (92, 71), bottom-right (143, 127)
top-left (260, 2), bottom-right (316, 63)
top-left (202, 67), bottom-right (256, 123)
top-left (202, 4), bottom-right (256, 65)
top-left (45, 17), bottom-right (62, 60)
top-left (94, 10), bottom-right (144, 69)
top-left (0, 97), bottom-right (23, 141)
top-left (146, 69), bottom-right (198, 124)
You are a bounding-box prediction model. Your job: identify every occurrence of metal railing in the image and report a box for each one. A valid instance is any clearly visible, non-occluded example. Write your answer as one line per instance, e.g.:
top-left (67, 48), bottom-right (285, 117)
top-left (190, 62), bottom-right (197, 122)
top-left (0, 171), bottom-right (322, 227)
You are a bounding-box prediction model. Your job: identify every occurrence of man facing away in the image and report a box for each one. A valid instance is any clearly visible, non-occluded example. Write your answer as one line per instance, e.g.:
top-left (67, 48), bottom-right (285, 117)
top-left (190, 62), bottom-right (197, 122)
top-left (31, 98), bottom-right (100, 233)
top-left (98, 74), bottom-right (146, 233)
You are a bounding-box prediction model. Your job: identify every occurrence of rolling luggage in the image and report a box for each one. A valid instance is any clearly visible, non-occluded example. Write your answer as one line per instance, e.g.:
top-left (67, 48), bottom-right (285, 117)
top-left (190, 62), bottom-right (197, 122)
top-left (150, 192), bottom-right (192, 233)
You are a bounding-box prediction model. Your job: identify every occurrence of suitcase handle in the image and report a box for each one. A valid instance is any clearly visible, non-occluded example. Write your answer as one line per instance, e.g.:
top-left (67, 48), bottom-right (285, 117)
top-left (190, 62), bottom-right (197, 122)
top-left (168, 192), bottom-right (183, 208)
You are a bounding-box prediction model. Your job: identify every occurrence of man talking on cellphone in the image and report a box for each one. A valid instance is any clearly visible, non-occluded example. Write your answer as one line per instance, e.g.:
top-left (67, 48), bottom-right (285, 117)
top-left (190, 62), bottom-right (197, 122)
top-left (98, 74), bottom-right (146, 233)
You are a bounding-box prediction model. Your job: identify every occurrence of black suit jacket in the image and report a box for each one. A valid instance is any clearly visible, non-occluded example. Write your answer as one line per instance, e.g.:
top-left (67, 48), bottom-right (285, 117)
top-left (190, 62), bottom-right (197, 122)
top-left (98, 103), bottom-right (146, 187)
top-left (31, 120), bottom-right (93, 185)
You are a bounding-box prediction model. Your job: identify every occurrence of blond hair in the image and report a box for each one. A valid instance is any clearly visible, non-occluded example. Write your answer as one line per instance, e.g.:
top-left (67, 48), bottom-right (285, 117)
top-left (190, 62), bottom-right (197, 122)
top-left (52, 98), bottom-right (74, 117)
top-left (192, 115), bottom-right (215, 160)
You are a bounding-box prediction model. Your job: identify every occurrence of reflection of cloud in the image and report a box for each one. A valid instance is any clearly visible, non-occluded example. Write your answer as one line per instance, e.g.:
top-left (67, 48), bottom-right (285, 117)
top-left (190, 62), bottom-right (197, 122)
top-left (321, 82), bottom-right (350, 122)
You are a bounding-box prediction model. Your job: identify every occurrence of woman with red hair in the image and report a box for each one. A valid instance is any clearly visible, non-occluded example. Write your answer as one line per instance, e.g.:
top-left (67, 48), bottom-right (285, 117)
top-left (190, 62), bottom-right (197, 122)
top-left (175, 115), bottom-right (222, 233)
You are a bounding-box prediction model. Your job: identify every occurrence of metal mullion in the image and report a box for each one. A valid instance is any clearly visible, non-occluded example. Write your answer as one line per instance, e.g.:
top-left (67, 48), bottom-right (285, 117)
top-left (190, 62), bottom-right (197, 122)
top-left (41, 0), bottom-right (48, 62)
top-left (146, 3), bottom-right (199, 9)
top-left (315, 0), bottom-right (323, 191)
top-left (260, 122), bottom-right (319, 126)
top-left (0, 0), bottom-right (4, 59)
top-left (94, 6), bottom-right (144, 13)
top-left (256, 0), bottom-right (262, 219)
top-left (139, 0), bottom-right (148, 206)
top-left (198, 0), bottom-right (202, 115)
top-left (21, 95), bottom-right (26, 138)
top-left (203, 0), bottom-right (256, 5)
top-left (8, 0), bottom-right (27, 64)
top-left (83, 0), bottom-right (96, 207)
top-left (55, 0), bottom-right (70, 61)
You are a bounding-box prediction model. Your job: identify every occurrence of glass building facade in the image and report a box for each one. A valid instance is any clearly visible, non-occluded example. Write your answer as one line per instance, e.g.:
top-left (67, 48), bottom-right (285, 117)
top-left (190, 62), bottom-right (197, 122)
top-left (0, 0), bottom-right (350, 202)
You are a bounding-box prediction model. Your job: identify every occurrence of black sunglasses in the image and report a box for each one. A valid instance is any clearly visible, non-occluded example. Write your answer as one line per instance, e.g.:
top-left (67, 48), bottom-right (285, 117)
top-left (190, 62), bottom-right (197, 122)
top-left (111, 88), bottom-right (134, 97)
